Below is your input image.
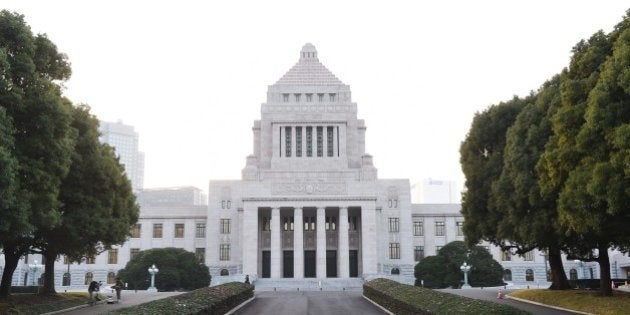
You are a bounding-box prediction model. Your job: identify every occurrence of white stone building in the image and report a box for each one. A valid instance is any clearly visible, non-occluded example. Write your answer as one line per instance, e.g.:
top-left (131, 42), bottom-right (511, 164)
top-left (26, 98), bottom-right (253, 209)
top-left (2, 44), bottom-right (629, 290)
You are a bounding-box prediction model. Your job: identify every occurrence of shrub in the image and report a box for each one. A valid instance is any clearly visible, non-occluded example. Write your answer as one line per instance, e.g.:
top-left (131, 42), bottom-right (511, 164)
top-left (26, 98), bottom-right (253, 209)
top-left (109, 282), bottom-right (253, 315)
top-left (364, 278), bottom-right (530, 315)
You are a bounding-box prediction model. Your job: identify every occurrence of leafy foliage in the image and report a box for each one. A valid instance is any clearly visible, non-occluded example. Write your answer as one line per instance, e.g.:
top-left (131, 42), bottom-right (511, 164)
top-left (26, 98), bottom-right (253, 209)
top-left (117, 248), bottom-right (211, 291)
top-left (415, 241), bottom-right (504, 289)
top-left (364, 278), bottom-right (529, 315)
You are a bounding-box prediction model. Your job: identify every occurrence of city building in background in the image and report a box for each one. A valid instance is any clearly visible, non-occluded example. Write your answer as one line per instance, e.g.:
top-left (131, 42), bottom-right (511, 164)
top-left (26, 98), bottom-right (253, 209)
top-left (99, 120), bottom-right (145, 192)
top-left (138, 186), bottom-right (208, 207)
top-left (411, 179), bottom-right (460, 204)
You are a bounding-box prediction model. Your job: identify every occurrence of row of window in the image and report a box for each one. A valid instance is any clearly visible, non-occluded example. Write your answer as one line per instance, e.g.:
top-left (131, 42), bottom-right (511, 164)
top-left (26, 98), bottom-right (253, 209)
top-left (408, 220), bottom-right (464, 237)
top-left (131, 223), bottom-right (208, 238)
top-left (282, 93), bottom-right (336, 103)
top-left (501, 250), bottom-right (535, 261)
top-left (503, 269), bottom-right (547, 282)
top-left (261, 216), bottom-right (359, 231)
top-left (280, 126), bottom-right (338, 158)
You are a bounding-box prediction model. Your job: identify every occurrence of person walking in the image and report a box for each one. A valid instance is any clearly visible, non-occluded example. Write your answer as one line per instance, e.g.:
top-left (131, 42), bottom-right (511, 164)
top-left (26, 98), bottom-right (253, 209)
top-left (114, 277), bottom-right (124, 301)
top-left (88, 281), bottom-right (100, 305)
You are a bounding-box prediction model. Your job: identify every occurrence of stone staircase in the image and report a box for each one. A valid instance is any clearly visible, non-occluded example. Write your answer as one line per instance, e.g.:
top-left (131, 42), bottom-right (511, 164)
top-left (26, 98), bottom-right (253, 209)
top-left (251, 278), bottom-right (365, 291)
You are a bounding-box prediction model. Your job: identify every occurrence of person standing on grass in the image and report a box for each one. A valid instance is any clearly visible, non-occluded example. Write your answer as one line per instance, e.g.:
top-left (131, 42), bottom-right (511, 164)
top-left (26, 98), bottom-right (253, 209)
top-left (114, 277), bottom-right (124, 301)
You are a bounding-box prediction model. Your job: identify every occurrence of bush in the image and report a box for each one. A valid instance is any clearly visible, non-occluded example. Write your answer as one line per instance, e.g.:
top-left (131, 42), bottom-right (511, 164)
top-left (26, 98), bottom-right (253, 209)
top-left (109, 282), bottom-right (253, 314)
top-left (363, 278), bottom-right (530, 315)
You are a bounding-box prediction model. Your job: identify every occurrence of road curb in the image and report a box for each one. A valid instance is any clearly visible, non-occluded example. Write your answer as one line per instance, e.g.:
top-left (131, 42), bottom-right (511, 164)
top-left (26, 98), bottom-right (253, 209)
top-left (362, 295), bottom-right (394, 315)
top-left (225, 296), bottom-right (256, 315)
top-left (507, 295), bottom-right (594, 315)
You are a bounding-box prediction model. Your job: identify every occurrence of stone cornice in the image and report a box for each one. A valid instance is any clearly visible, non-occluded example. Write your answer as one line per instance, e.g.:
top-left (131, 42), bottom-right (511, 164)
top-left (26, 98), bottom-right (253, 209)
top-left (242, 196), bottom-right (377, 202)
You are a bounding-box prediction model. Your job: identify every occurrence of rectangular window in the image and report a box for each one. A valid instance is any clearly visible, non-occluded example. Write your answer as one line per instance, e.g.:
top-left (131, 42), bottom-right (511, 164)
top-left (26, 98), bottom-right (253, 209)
top-left (456, 222), bottom-right (464, 236)
top-left (108, 249), bottom-right (118, 264)
top-left (318, 93), bottom-right (324, 102)
top-left (285, 127), bottom-right (292, 157)
top-left (415, 246), bottom-right (424, 261)
top-left (86, 256), bottom-right (95, 264)
top-left (283, 93), bottom-right (289, 102)
top-left (174, 223), bottom-right (185, 238)
top-left (195, 223), bottom-right (206, 238)
top-left (329, 93), bottom-right (336, 102)
top-left (262, 217), bottom-right (270, 231)
top-left (220, 219), bottom-right (231, 234)
top-left (294, 93), bottom-right (301, 102)
top-left (413, 221), bottom-right (424, 236)
top-left (304, 216), bottom-right (315, 231)
top-left (153, 223), bottom-right (163, 238)
top-left (523, 251), bottom-right (534, 261)
top-left (131, 224), bottom-right (141, 238)
top-left (306, 93), bottom-right (313, 102)
top-left (349, 216), bottom-right (358, 231)
top-left (327, 126), bottom-right (334, 157)
top-left (296, 127), bottom-right (302, 157)
top-left (325, 217), bottom-right (336, 231)
top-left (283, 217), bottom-right (294, 231)
top-left (316, 126), bottom-right (323, 157)
top-left (195, 248), bottom-right (205, 264)
top-left (219, 244), bottom-right (230, 261)
top-left (388, 218), bottom-right (400, 233)
top-left (435, 221), bottom-right (445, 236)
top-left (306, 127), bottom-right (313, 157)
top-left (502, 250), bottom-right (512, 261)
top-left (130, 248), bottom-right (140, 260)
top-left (389, 243), bottom-right (400, 259)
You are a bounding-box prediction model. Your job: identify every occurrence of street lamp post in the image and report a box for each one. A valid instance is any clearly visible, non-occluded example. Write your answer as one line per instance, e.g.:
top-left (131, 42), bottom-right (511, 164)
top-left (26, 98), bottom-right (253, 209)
top-left (28, 259), bottom-right (43, 286)
top-left (460, 262), bottom-right (472, 289)
top-left (147, 264), bottom-right (159, 292)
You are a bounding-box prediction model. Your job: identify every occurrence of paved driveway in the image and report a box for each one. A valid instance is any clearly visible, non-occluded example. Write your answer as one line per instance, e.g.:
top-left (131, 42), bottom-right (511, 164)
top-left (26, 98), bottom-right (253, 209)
top-left (234, 291), bottom-right (386, 315)
top-left (439, 288), bottom-right (582, 315)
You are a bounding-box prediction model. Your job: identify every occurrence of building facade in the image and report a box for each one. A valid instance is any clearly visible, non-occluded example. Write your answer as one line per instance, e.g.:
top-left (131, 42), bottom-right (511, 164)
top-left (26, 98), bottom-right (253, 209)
top-left (2, 44), bottom-right (629, 289)
top-left (99, 120), bottom-right (145, 192)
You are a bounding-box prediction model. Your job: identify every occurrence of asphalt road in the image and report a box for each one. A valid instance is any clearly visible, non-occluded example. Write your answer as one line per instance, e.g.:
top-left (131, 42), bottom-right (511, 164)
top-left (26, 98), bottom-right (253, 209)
top-left (439, 288), bottom-right (582, 315)
top-left (56, 290), bottom-right (184, 315)
top-left (234, 291), bottom-right (386, 315)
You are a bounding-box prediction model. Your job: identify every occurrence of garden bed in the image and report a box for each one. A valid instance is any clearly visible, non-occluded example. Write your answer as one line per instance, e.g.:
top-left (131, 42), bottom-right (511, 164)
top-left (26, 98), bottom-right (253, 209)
top-left (108, 282), bottom-right (254, 314)
top-left (363, 278), bottom-right (529, 315)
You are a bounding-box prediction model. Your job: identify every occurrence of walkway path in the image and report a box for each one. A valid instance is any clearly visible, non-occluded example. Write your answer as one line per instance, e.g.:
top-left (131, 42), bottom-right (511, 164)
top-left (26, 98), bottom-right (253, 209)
top-left (234, 291), bottom-right (386, 315)
top-left (439, 288), bottom-right (583, 315)
top-left (54, 290), bottom-right (184, 315)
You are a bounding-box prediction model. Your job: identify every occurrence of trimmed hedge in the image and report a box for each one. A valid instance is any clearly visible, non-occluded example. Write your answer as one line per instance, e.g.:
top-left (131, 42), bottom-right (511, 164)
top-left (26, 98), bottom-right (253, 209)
top-left (363, 278), bottom-right (529, 315)
top-left (109, 282), bottom-right (253, 315)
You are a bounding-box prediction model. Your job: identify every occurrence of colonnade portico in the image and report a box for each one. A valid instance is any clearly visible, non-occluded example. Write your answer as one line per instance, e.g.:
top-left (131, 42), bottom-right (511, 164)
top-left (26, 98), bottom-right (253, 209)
top-left (241, 199), bottom-right (377, 280)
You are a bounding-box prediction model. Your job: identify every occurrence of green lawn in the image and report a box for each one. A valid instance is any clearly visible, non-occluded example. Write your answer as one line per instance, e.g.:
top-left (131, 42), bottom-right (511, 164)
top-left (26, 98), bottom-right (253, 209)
top-left (0, 292), bottom-right (104, 315)
top-left (510, 289), bottom-right (630, 315)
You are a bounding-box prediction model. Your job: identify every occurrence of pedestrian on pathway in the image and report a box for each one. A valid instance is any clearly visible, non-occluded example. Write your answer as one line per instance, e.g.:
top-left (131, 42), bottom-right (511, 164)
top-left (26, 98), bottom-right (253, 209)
top-left (114, 277), bottom-right (124, 301)
top-left (88, 281), bottom-right (100, 305)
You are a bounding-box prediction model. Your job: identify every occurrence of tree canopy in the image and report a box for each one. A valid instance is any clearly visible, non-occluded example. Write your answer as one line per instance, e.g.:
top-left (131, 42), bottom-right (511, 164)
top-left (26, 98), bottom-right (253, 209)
top-left (117, 248), bottom-right (211, 291)
top-left (415, 241), bottom-right (504, 289)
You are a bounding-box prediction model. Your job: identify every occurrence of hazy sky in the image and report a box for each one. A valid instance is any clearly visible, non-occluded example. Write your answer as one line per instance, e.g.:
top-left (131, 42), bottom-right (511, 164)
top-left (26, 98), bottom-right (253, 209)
top-left (4, 1), bottom-right (628, 198)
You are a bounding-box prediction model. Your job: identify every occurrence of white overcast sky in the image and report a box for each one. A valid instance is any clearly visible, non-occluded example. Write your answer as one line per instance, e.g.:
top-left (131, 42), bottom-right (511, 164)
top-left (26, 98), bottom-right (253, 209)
top-left (4, 1), bottom-right (629, 199)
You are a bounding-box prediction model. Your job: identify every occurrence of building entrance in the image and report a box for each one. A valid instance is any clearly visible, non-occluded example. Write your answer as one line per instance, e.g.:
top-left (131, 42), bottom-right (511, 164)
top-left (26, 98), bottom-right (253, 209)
top-left (304, 250), bottom-right (316, 278)
top-left (349, 250), bottom-right (358, 277)
top-left (283, 251), bottom-right (294, 278)
top-left (327, 250), bottom-right (337, 277)
top-left (262, 251), bottom-right (270, 278)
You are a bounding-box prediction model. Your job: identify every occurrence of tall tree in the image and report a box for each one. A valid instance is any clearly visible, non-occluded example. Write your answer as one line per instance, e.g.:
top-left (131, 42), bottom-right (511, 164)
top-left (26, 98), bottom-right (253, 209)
top-left (460, 98), bottom-right (525, 246)
top-left (492, 77), bottom-right (571, 289)
top-left (0, 10), bottom-right (74, 298)
top-left (556, 16), bottom-right (630, 296)
top-left (35, 105), bottom-right (139, 294)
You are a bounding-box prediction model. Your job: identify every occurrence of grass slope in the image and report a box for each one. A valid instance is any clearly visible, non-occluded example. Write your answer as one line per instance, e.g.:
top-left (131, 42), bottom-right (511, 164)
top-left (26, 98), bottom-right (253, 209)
top-left (511, 289), bottom-right (630, 315)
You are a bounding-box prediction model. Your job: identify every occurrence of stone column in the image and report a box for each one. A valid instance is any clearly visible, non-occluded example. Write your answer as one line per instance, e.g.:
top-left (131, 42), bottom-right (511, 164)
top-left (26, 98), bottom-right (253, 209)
top-left (242, 203), bottom-right (258, 277)
top-left (338, 207), bottom-right (350, 278)
top-left (332, 126), bottom-right (338, 157)
top-left (271, 207), bottom-right (281, 278)
top-left (361, 203), bottom-right (377, 276)
top-left (291, 126), bottom-right (296, 157)
top-left (316, 207), bottom-right (326, 278)
top-left (293, 207), bottom-right (304, 278)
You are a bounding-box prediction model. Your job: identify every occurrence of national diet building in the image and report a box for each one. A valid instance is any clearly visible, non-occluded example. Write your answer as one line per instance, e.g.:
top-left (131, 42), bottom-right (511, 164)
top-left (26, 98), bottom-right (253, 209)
top-left (207, 43), bottom-right (415, 281)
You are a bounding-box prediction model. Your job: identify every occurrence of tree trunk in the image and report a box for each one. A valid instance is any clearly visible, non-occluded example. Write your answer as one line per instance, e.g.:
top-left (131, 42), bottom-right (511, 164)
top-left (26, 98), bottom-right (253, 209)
top-left (0, 247), bottom-right (20, 298)
top-left (548, 246), bottom-right (571, 290)
top-left (598, 245), bottom-right (612, 296)
top-left (41, 251), bottom-right (57, 295)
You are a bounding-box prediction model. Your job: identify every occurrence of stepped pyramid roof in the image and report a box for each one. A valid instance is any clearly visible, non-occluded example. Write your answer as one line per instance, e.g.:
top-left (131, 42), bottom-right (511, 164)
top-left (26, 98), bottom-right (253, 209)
top-left (274, 43), bottom-right (345, 86)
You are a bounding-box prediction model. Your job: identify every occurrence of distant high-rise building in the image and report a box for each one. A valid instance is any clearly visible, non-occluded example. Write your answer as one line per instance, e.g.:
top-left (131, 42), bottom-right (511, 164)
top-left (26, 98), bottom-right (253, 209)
top-left (411, 179), bottom-right (460, 203)
top-left (138, 186), bottom-right (208, 207)
top-left (99, 120), bottom-right (145, 192)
